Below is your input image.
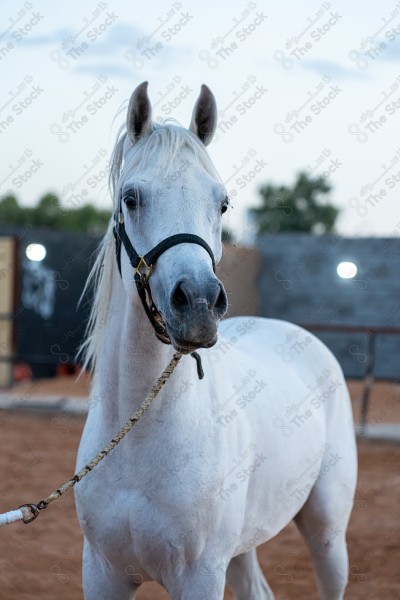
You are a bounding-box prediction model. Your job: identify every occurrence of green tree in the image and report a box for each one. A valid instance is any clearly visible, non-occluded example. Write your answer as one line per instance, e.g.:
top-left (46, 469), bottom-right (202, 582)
top-left (0, 194), bottom-right (25, 224)
top-left (32, 193), bottom-right (63, 228)
top-left (69, 204), bottom-right (111, 234)
top-left (0, 193), bottom-right (112, 233)
top-left (251, 172), bottom-right (339, 235)
top-left (222, 228), bottom-right (233, 243)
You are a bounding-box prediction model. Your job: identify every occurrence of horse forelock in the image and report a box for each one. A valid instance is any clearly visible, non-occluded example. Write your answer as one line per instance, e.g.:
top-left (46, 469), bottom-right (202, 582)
top-left (110, 121), bottom-right (219, 204)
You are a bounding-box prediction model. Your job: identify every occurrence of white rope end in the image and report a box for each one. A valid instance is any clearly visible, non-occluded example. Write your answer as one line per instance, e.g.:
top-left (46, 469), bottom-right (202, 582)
top-left (0, 509), bottom-right (24, 527)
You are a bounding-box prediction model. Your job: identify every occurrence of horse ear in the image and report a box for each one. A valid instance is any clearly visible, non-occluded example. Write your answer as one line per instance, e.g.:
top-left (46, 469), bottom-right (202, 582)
top-left (126, 81), bottom-right (152, 143)
top-left (189, 84), bottom-right (217, 146)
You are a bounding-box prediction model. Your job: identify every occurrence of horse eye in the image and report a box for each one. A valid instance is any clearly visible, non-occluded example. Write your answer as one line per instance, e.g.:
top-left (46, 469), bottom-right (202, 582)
top-left (123, 191), bottom-right (139, 210)
top-left (221, 198), bottom-right (229, 214)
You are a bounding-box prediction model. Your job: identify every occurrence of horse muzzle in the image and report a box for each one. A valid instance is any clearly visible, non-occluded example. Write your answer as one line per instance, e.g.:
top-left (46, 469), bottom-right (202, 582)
top-left (166, 277), bottom-right (228, 352)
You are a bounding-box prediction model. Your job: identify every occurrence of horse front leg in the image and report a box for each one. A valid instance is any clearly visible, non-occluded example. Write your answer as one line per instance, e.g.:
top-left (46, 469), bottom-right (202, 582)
top-left (163, 556), bottom-right (227, 600)
top-left (82, 537), bottom-right (140, 600)
top-left (227, 549), bottom-right (275, 599)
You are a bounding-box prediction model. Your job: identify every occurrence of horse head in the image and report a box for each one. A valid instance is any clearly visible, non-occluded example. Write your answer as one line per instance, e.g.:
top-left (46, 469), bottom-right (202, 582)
top-left (116, 81), bottom-right (228, 353)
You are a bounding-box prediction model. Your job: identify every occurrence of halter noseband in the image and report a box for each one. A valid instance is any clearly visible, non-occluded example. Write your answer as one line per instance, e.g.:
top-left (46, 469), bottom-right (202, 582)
top-left (113, 192), bottom-right (216, 378)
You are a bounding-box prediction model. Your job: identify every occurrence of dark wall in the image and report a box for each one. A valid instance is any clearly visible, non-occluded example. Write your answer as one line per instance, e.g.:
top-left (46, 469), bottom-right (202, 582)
top-left (0, 225), bottom-right (99, 377)
top-left (257, 234), bottom-right (400, 379)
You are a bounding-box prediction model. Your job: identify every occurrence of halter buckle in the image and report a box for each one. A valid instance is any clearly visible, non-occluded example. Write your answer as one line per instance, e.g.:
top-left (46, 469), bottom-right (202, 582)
top-left (134, 256), bottom-right (152, 282)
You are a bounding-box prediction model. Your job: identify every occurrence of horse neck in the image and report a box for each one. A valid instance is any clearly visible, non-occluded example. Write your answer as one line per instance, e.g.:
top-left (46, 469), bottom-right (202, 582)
top-left (94, 266), bottom-right (178, 426)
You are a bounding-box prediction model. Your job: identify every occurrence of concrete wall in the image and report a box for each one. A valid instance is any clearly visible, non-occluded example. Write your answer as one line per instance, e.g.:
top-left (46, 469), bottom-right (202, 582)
top-left (217, 243), bottom-right (261, 318)
top-left (1, 225), bottom-right (399, 380)
top-left (257, 234), bottom-right (400, 379)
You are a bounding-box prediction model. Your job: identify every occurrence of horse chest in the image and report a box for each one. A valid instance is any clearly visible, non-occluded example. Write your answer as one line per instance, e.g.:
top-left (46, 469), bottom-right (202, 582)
top-left (76, 427), bottom-right (223, 560)
top-left (77, 475), bottom-right (216, 574)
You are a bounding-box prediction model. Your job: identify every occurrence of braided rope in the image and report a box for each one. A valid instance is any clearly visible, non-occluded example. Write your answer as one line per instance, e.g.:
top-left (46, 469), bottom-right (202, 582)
top-left (0, 352), bottom-right (182, 527)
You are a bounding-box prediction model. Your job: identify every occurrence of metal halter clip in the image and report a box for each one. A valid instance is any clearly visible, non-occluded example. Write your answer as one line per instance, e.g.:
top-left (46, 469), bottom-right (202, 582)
top-left (134, 256), bottom-right (152, 282)
top-left (19, 503), bottom-right (40, 524)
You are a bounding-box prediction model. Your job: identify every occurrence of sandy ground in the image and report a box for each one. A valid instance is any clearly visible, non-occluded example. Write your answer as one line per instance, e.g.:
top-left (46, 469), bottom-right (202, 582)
top-left (0, 400), bottom-right (399, 599)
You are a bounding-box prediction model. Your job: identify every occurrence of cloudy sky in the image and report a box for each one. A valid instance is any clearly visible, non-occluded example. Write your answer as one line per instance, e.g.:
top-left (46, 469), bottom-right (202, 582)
top-left (1, 0), bottom-right (400, 240)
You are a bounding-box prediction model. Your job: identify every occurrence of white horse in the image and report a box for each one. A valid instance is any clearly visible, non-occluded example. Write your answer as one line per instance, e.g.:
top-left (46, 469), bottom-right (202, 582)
top-left (75, 81), bottom-right (357, 600)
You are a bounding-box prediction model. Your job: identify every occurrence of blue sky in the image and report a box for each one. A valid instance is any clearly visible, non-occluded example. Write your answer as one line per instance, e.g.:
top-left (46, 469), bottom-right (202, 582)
top-left (1, 0), bottom-right (400, 239)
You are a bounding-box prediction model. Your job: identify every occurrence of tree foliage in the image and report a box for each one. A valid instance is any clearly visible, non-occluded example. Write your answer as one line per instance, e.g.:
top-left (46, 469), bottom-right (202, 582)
top-left (222, 228), bottom-right (233, 243)
top-left (0, 193), bottom-right (111, 233)
top-left (251, 172), bottom-right (339, 235)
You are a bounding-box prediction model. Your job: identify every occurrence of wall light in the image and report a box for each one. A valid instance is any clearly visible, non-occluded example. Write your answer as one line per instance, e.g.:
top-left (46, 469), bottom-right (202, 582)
top-left (337, 261), bottom-right (357, 279)
top-left (26, 243), bottom-right (46, 262)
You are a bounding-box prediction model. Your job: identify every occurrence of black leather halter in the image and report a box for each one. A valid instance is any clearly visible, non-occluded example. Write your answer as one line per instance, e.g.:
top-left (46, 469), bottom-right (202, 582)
top-left (113, 192), bottom-right (216, 378)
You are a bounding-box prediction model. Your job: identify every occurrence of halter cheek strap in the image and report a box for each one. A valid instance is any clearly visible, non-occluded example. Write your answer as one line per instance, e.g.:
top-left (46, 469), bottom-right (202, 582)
top-left (113, 194), bottom-right (216, 379)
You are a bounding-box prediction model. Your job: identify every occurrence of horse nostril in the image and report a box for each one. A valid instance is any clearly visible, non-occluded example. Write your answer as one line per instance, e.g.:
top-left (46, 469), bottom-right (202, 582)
top-left (171, 281), bottom-right (190, 309)
top-left (213, 282), bottom-right (228, 317)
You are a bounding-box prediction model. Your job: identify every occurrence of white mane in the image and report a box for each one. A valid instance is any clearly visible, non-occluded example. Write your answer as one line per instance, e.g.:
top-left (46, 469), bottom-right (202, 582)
top-left (79, 121), bottom-right (220, 372)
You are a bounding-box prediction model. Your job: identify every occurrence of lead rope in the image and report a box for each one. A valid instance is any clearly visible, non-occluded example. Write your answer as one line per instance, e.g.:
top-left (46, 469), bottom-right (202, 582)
top-left (0, 352), bottom-right (183, 527)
